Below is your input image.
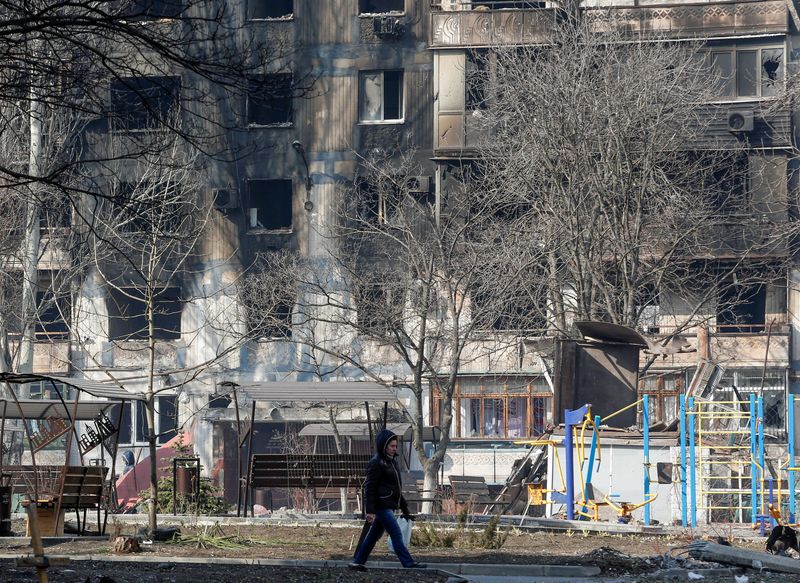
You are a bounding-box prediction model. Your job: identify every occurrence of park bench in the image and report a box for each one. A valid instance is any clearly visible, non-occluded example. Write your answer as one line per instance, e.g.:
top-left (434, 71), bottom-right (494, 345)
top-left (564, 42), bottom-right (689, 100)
top-left (449, 474), bottom-right (505, 514)
top-left (248, 453), bottom-right (371, 513)
top-left (2, 464), bottom-right (108, 535)
top-left (400, 471), bottom-right (440, 514)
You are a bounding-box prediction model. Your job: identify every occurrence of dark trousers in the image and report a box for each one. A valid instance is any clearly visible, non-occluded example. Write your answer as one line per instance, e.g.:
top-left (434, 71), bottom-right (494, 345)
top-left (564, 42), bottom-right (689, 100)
top-left (352, 508), bottom-right (414, 567)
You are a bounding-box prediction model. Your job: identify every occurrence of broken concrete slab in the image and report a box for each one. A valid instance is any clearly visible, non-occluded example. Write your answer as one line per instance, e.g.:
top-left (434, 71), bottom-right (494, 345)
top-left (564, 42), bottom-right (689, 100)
top-left (688, 541), bottom-right (800, 574)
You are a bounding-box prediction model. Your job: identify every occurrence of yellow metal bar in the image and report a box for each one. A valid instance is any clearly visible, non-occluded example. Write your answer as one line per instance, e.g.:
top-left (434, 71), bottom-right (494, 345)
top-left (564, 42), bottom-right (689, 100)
top-left (600, 399), bottom-right (642, 424)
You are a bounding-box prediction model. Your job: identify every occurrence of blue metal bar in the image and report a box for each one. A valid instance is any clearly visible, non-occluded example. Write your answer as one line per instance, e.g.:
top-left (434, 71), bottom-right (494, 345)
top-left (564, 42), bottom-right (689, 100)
top-left (564, 405), bottom-right (590, 521)
top-left (688, 396), bottom-right (696, 528)
top-left (751, 393), bottom-right (757, 526)
top-left (790, 393), bottom-right (796, 523)
top-left (759, 395), bottom-right (766, 528)
top-left (580, 414), bottom-right (602, 517)
top-left (643, 395), bottom-right (651, 526)
top-left (679, 394), bottom-right (688, 527)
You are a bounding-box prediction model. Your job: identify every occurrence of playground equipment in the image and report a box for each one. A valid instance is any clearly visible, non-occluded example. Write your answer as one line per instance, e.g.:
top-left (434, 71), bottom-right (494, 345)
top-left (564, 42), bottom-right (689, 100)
top-left (521, 398), bottom-right (659, 525)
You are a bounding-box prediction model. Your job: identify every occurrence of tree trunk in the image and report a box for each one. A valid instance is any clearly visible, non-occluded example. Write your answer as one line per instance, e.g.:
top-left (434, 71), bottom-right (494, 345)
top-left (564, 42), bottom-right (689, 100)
top-left (146, 293), bottom-right (158, 537)
top-left (19, 80), bottom-right (43, 389)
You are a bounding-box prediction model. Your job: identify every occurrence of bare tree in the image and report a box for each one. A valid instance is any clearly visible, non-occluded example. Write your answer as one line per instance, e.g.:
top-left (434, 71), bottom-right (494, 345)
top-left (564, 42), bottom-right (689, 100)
top-left (245, 148), bottom-right (540, 511)
top-left (470, 18), bottom-right (793, 351)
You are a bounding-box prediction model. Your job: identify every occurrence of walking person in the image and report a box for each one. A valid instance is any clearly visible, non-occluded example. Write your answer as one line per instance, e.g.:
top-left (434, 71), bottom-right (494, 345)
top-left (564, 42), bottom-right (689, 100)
top-left (349, 428), bottom-right (426, 571)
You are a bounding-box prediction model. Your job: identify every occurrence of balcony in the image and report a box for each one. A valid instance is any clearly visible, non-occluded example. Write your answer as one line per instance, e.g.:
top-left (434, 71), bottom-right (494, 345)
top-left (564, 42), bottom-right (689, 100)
top-left (430, 0), bottom-right (790, 47)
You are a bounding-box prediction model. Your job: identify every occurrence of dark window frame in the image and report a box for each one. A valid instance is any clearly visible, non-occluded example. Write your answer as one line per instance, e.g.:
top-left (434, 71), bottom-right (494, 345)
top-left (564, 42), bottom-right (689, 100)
top-left (246, 179), bottom-right (294, 232)
top-left (110, 75), bottom-right (181, 131)
top-left (247, 0), bottom-right (294, 19)
top-left (359, 0), bottom-right (404, 14)
top-left (247, 73), bottom-right (294, 126)
top-left (107, 286), bottom-right (182, 341)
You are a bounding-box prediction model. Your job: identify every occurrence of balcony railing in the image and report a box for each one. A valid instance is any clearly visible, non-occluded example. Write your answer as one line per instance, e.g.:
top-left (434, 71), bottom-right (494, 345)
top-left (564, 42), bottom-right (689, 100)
top-left (430, 0), bottom-right (789, 47)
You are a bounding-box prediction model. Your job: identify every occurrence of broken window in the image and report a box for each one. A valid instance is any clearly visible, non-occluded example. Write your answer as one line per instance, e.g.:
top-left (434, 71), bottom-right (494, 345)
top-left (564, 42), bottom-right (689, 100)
top-left (246, 179), bottom-right (293, 231)
top-left (247, 73), bottom-right (293, 126)
top-left (359, 0), bottom-right (404, 13)
top-left (709, 46), bottom-right (784, 99)
top-left (247, 0), bottom-right (293, 19)
top-left (111, 76), bottom-right (181, 130)
top-left (127, 0), bottom-right (183, 19)
top-left (25, 380), bottom-right (72, 400)
top-left (248, 298), bottom-right (292, 339)
top-left (111, 181), bottom-right (185, 234)
top-left (717, 281), bottom-right (765, 333)
top-left (356, 283), bottom-right (404, 334)
top-left (359, 70), bottom-right (403, 122)
top-left (440, 376), bottom-right (551, 439)
top-left (715, 369), bottom-right (785, 432)
top-left (36, 290), bottom-right (70, 340)
top-left (107, 286), bottom-right (182, 341)
top-left (466, 50), bottom-right (489, 111)
top-left (112, 395), bottom-right (177, 446)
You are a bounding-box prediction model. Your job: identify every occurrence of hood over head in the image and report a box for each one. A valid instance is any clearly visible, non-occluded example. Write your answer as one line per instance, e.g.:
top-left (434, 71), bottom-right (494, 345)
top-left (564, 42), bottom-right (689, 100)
top-left (375, 428), bottom-right (398, 459)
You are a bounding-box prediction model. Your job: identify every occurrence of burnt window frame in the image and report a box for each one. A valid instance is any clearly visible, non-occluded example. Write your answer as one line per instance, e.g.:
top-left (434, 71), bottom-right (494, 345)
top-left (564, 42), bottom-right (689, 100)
top-left (110, 75), bottom-right (181, 131)
top-left (125, 0), bottom-right (184, 20)
top-left (359, 0), bottom-right (404, 14)
top-left (246, 73), bottom-right (294, 126)
top-left (246, 0), bottom-right (294, 19)
top-left (359, 70), bottom-right (404, 123)
top-left (246, 179), bottom-right (294, 232)
top-left (36, 289), bottom-right (71, 340)
top-left (106, 286), bottom-right (182, 341)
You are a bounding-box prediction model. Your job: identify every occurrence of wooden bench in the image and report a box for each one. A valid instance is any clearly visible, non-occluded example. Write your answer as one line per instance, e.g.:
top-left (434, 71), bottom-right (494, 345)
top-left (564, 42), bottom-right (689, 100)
top-left (449, 475), bottom-right (503, 514)
top-left (2, 464), bottom-right (108, 535)
top-left (248, 453), bottom-right (371, 513)
top-left (400, 471), bottom-right (439, 514)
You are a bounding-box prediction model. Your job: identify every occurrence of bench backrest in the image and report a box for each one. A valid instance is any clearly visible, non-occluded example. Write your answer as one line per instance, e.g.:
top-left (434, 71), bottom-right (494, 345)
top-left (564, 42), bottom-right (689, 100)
top-left (250, 453), bottom-right (370, 488)
top-left (449, 474), bottom-right (492, 503)
top-left (1, 464), bottom-right (107, 508)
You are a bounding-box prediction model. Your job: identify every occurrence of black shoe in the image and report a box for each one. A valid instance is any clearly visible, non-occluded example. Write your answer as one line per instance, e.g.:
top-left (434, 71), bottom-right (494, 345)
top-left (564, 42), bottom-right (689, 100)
top-left (405, 562), bottom-right (427, 569)
top-left (348, 563), bottom-right (367, 572)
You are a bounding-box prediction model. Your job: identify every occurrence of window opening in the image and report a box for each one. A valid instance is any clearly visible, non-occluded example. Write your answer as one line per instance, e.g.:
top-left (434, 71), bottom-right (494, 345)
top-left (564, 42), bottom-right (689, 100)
top-left (36, 290), bottom-right (70, 340)
top-left (111, 76), bottom-right (180, 130)
top-left (107, 286), bottom-right (182, 340)
top-left (247, 73), bottom-right (293, 126)
top-left (247, 179), bottom-right (293, 231)
top-left (247, 0), bottom-right (293, 19)
top-left (717, 282), bottom-right (766, 333)
top-left (359, 0), bottom-right (403, 13)
top-left (360, 70), bottom-right (403, 122)
top-left (127, 0), bottom-right (183, 19)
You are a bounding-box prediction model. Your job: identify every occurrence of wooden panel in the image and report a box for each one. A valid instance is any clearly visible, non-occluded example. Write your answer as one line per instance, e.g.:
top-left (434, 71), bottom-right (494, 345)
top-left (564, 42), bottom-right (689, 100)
top-left (250, 453), bottom-right (370, 488)
top-left (298, 0), bottom-right (352, 45)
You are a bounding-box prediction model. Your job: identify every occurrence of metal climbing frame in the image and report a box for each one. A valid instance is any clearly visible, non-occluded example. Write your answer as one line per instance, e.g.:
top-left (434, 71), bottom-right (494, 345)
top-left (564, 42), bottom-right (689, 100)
top-left (689, 395), bottom-right (761, 526)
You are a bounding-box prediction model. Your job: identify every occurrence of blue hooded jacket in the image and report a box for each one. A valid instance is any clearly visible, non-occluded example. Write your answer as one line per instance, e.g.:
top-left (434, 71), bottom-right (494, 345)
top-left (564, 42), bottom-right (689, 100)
top-left (363, 429), bottom-right (409, 514)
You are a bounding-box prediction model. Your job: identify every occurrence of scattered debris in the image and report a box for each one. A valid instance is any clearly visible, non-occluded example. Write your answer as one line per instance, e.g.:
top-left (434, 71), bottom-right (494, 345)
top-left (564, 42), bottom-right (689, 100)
top-left (688, 540), bottom-right (800, 575)
top-left (111, 537), bottom-right (140, 554)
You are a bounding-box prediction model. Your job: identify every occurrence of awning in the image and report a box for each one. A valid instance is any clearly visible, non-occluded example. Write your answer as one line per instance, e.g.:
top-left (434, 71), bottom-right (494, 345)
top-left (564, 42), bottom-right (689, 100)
top-left (0, 373), bottom-right (145, 401)
top-left (221, 381), bottom-right (399, 403)
top-left (0, 399), bottom-right (116, 421)
top-left (299, 423), bottom-right (411, 438)
top-left (575, 321), bottom-right (649, 347)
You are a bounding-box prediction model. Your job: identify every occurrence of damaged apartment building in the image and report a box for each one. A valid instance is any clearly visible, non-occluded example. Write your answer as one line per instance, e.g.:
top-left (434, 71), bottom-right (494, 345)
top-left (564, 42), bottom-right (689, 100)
top-left (6, 0), bottom-right (800, 514)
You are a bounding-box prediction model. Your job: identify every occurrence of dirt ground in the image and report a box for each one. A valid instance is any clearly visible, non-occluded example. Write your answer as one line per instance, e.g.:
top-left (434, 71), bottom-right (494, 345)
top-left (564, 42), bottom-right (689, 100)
top-left (0, 520), bottom-right (793, 582)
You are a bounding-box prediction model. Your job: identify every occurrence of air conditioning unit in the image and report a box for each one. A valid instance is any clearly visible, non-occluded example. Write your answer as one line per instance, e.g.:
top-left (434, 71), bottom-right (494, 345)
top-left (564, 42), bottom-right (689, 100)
top-left (212, 188), bottom-right (238, 210)
top-left (406, 175), bottom-right (431, 193)
top-left (727, 110), bottom-right (754, 133)
top-left (373, 16), bottom-right (404, 39)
